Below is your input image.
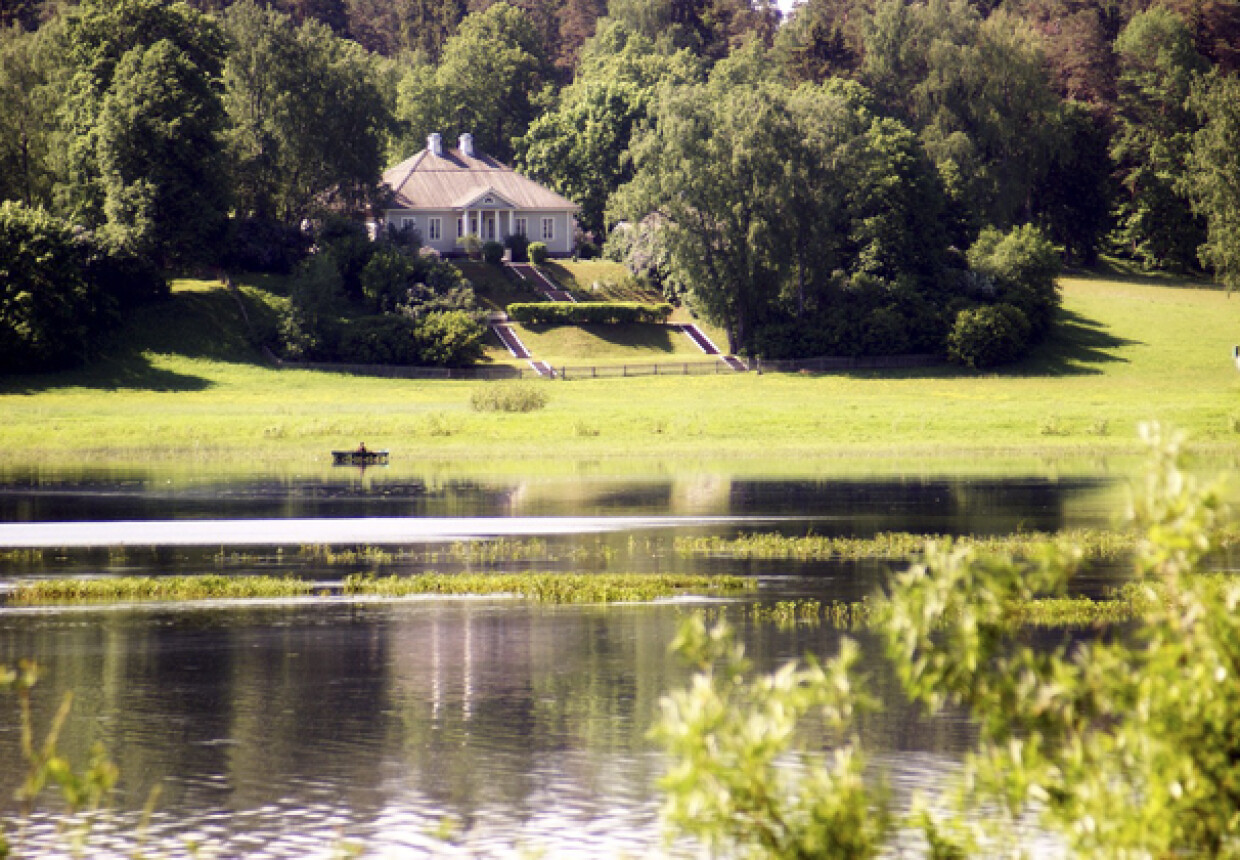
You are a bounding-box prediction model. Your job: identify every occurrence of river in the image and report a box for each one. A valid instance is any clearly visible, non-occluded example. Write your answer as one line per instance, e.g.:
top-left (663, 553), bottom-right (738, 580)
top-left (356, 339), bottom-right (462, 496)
top-left (0, 464), bottom-right (1124, 857)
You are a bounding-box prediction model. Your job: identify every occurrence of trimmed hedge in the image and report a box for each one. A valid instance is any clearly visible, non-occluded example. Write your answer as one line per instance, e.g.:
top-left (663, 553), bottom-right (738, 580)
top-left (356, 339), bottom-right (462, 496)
top-left (507, 301), bottom-right (674, 325)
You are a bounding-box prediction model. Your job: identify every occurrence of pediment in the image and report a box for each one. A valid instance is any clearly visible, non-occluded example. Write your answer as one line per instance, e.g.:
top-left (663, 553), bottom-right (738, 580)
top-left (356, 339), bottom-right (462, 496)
top-left (454, 187), bottom-right (518, 210)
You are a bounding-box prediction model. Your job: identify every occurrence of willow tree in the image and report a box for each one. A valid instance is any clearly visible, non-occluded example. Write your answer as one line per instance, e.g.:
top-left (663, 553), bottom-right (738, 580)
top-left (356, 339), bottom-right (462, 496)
top-left (611, 70), bottom-right (797, 353)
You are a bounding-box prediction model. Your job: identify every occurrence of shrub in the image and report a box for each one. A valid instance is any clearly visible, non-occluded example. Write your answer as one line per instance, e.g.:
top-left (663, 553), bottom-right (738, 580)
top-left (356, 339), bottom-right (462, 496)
top-left (504, 232), bottom-right (529, 263)
top-left (360, 246), bottom-right (416, 313)
top-left (223, 217), bottom-right (310, 274)
top-left (315, 216), bottom-right (375, 301)
top-left (290, 253), bottom-right (347, 318)
top-left (0, 201), bottom-right (102, 372)
top-left (470, 382), bottom-right (549, 413)
top-left (411, 310), bottom-right (486, 366)
top-left (946, 303), bottom-right (1032, 369)
top-left (328, 311), bottom-right (485, 367)
top-left (506, 301), bottom-right (673, 325)
top-left (456, 233), bottom-right (482, 259)
top-left (527, 241), bottom-right (549, 265)
top-left (337, 315), bottom-right (421, 365)
top-left (81, 241), bottom-right (167, 309)
top-left (967, 225), bottom-right (1061, 338)
top-left (482, 240), bottom-right (505, 265)
top-left (575, 241), bottom-right (600, 260)
top-left (277, 306), bottom-right (327, 361)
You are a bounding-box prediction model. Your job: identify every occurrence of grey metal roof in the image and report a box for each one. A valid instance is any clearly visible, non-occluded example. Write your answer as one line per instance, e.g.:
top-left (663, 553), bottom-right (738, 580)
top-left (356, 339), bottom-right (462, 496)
top-left (383, 147), bottom-right (580, 212)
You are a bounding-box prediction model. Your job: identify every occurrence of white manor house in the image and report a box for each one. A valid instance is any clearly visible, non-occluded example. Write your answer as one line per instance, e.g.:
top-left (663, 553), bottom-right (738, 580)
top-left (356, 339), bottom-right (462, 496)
top-left (381, 132), bottom-right (580, 257)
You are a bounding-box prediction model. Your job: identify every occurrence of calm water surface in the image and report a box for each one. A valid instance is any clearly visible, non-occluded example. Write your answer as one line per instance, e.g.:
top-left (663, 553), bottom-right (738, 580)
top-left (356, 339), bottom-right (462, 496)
top-left (0, 466), bottom-right (1123, 857)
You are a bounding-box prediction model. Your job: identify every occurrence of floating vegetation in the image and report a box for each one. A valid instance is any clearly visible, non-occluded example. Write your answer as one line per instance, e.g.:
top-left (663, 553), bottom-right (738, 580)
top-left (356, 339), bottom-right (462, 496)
top-left (7, 572), bottom-right (753, 605)
top-left (728, 576), bottom-right (1240, 631)
top-left (298, 545), bottom-right (396, 565)
top-left (10, 575), bottom-right (317, 603)
top-left (675, 529), bottom-right (1153, 561)
top-left (0, 548), bottom-right (47, 564)
top-left (740, 599), bottom-right (880, 630)
top-left (343, 572), bottom-right (752, 603)
top-left (201, 540), bottom-right (619, 569)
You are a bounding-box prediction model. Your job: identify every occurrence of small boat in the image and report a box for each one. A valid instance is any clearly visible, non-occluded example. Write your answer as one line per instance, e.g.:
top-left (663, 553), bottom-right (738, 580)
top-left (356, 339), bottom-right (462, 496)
top-left (332, 449), bottom-right (390, 466)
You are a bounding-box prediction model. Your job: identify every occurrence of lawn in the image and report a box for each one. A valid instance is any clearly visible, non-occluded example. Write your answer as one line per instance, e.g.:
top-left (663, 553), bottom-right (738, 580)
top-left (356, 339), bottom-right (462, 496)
top-left (453, 261), bottom-right (545, 311)
top-left (2, 273), bottom-right (1239, 467)
top-left (484, 321), bottom-right (713, 367)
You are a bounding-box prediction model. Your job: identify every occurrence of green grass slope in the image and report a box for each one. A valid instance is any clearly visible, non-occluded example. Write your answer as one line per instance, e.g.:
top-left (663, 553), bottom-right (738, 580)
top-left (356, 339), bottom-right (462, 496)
top-left (1, 274), bottom-right (1238, 466)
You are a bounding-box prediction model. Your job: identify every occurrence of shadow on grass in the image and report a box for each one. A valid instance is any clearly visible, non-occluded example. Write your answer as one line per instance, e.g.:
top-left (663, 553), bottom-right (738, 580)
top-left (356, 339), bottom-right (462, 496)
top-left (0, 352), bottom-right (216, 395)
top-left (835, 308), bottom-right (1138, 381)
top-left (1015, 308), bottom-right (1140, 376)
top-left (0, 288), bottom-right (275, 394)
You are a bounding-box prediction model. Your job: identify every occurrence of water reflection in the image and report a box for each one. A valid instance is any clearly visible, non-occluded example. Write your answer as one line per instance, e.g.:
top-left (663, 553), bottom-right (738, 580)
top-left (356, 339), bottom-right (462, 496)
top-left (0, 600), bottom-right (978, 858)
top-left (0, 468), bottom-right (1116, 531)
top-left (0, 467), bottom-right (1125, 856)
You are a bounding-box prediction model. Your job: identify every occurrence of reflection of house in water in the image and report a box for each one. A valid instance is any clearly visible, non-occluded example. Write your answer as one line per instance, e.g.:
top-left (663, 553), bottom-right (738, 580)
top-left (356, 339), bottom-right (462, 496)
top-left (496, 476), bottom-right (734, 517)
top-left (386, 605), bottom-right (676, 736)
top-left (383, 605), bottom-right (679, 811)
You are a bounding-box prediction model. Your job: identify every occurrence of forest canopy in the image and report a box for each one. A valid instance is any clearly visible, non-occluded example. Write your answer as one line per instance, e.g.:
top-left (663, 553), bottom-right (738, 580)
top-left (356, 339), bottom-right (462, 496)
top-left (2, 0), bottom-right (1239, 369)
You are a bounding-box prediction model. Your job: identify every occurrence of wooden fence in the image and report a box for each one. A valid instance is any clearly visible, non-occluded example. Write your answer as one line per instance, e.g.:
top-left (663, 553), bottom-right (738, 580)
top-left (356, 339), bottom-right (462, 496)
top-left (271, 353), bottom-right (942, 380)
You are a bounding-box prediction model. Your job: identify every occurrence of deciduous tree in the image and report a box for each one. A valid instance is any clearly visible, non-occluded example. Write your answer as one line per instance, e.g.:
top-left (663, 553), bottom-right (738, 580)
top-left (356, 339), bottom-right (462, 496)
top-left (517, 21), bottom-right (703, 235)
top-left (394, 3), bottom-right (552, 162)
top-left (1188, 71), bottom-right (1240, 290)
top-left (56, 0), bottom-right (230, 265)
top-left (224, 1), bottom-right (390, 223)
top-left (0, 202), bottom-right (101, 372)
top-left (1110, 7), bottom-right (1207, 270)
top-left (0, 24), bottom-right (57, 208)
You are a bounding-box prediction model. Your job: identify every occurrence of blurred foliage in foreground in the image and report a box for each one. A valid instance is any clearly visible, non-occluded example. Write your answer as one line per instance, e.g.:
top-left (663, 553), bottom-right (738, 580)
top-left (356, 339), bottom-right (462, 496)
top-left (656, 422), bottom-right (1240, 857)
top-left (0, 661), bottom-right (118, 859)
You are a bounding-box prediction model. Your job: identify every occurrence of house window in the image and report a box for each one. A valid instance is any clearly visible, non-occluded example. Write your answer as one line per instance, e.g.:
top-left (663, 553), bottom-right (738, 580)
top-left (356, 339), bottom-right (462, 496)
top-left (541, 217), bottom-right (554, 241)
top-left (515, 217), bottom-right (527, 236)
top-left (485, 217), bottom-right (495, 240)
top-left (457, 217), bottom-right (463, 238)
top-left (429, 218), bottom-right (441, 241)
top-left (401, 217), bottom-right (416, 232)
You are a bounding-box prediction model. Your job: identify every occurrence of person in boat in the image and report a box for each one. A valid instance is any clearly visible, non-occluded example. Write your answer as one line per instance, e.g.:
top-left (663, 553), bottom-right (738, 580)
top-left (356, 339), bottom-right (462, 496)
top-left (356, 442), bottom-right (368, 454)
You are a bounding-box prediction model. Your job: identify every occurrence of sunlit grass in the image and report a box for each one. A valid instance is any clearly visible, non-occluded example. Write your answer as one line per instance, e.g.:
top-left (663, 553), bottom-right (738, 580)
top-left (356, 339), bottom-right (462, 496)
top-left (3, 275), bottom-right (1240, 466)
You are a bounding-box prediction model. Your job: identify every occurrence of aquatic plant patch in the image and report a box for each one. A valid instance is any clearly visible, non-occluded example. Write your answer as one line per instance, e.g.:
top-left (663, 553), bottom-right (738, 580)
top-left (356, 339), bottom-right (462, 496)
top-left (727, 575), bottom-right (1240, 631)
top-left (6, 572), bottom-right (754, 605)
top-left (9, 575), bottom-right (318, 602)
top-left (342, 572), bottom-right (753, 602)
top-left (671, 527), bottom-right (1240, 560)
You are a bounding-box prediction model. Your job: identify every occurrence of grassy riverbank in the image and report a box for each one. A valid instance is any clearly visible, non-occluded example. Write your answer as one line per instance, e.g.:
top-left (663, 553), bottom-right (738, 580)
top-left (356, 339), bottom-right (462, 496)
top-left (2, 272), bottom-right (1239, 466)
